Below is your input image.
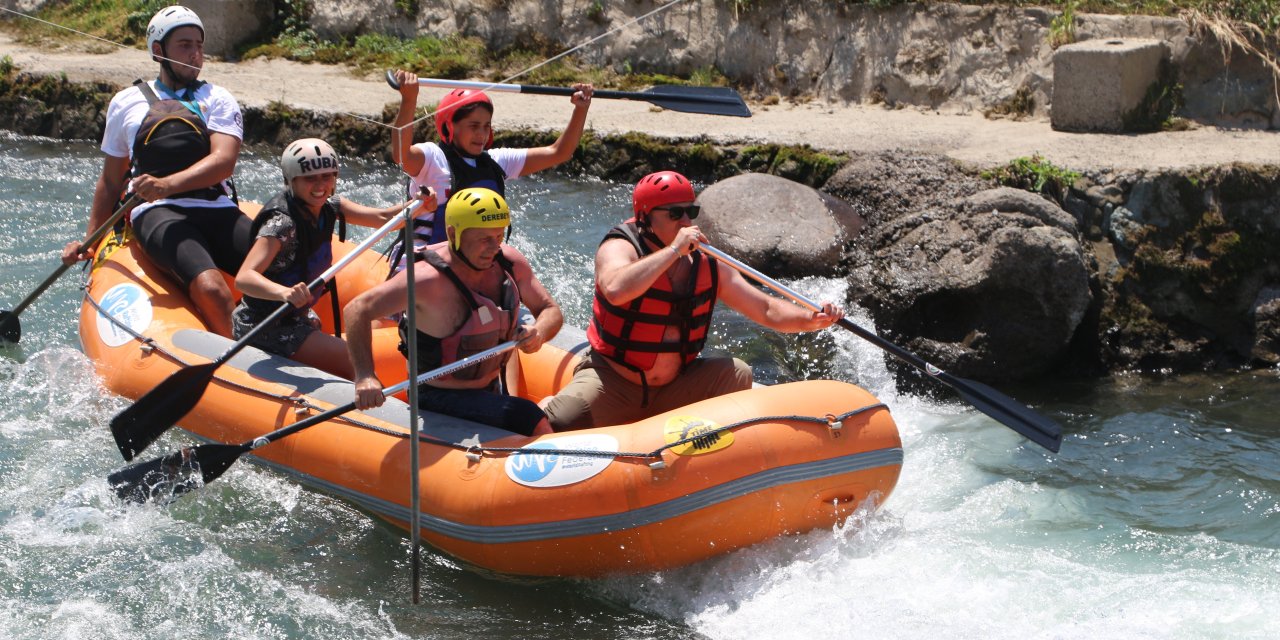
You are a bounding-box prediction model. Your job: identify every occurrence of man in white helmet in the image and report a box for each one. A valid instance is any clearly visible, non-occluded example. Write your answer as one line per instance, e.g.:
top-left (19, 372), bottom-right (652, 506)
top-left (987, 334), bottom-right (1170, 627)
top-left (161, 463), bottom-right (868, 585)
top-left (61, 5), bottom-right (250, 337)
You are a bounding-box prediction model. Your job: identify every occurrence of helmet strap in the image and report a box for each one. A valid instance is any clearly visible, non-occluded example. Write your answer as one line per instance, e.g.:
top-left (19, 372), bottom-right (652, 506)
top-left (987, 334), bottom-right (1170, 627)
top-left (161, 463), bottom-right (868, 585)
top-left (450, 243), bottom-right (484, 272)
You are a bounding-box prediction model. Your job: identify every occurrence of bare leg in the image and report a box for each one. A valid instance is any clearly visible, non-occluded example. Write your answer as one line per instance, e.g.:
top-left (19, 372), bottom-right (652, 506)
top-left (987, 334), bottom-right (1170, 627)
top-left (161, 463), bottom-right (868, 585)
top-left (291, 331), bottom-right (356, 380)
top-left (531, 418), bottom-right (553, 436)
top-left (188, 269), bottom-right (236, 338)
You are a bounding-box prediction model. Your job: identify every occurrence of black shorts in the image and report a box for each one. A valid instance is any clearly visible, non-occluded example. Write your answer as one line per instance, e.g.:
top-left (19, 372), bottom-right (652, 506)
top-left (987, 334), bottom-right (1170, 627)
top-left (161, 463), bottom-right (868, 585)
top-left (133, 204), bottom-right (252, 288)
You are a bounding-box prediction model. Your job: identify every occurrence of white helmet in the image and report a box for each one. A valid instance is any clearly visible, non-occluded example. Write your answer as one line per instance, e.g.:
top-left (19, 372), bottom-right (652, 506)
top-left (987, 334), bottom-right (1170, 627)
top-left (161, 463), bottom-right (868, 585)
top-left (146, 6), bottom-right (204, 58)
top-left (281, 138), bottom-right (340, 184)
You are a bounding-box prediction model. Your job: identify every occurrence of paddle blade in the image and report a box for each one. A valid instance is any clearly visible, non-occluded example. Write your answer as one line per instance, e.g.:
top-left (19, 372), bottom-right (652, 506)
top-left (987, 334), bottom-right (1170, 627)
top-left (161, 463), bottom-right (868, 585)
top-left (0, 310), bottom-right (19, 344)
top-left (108, 443), bottom-right (249, 504)
top-left (644, 85), bottom-right (751, 117)
top-left (110, 362), bottom-right (218, 461)
top-left (108, 448), bottom-right (200, 503)
top-left (942, 373), bottom-right (1063, 453)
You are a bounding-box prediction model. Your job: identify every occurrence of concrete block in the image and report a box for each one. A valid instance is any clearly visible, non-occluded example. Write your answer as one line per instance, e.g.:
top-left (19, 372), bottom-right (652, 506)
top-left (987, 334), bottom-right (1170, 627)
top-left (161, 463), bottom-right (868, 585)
top-left (1052, 38), bottom-right (1169, 132)
top-left (184, 0), bottom-right (274, 60)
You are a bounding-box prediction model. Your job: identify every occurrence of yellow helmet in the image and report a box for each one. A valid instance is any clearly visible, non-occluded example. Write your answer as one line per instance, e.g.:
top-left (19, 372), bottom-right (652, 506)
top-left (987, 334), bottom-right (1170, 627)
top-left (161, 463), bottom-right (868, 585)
top-left (445, 188), bottom-right (509, 251)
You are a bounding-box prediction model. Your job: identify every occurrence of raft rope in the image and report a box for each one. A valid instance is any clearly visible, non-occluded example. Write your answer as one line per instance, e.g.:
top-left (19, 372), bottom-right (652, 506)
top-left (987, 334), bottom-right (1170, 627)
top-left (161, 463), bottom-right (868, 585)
top-left (86, 278), bottom-right (888, 463)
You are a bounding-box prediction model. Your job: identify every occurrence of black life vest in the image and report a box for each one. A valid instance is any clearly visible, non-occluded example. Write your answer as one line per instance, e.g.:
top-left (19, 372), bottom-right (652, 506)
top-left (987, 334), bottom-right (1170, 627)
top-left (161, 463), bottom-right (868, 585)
top-left (388, 144), bottom-right (507, 270)
top-left (130, 79), bottom-right (225, 201)
top-left (588, 220), bottom-right (719, 374)
top-left (398, 248), bottom-right (519, 383)
top-left (239, 191), bottom-right (346, 320)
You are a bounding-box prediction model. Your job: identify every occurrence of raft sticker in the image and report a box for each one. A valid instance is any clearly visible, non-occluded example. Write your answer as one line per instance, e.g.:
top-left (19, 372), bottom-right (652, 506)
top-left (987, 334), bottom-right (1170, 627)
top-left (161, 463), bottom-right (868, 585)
top-left (96, 283), bottom-right (153, 347)
top-left (664, 416), bottom-right (733, 456)
top-left (505, 434), bottom-right (618, 488)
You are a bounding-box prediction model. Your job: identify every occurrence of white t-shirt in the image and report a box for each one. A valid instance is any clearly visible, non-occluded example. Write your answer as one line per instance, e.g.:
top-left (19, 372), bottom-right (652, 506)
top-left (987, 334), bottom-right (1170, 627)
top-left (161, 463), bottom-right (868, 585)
top-left (392, 142), bottom-right (527, 270)
top-left (101, 80), bottom-right (243, 220)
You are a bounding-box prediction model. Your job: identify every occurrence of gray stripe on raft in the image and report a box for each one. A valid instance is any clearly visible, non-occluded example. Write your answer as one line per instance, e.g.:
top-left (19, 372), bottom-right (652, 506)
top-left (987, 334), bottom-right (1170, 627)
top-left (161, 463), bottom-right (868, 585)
top-left (248, 446), bottom-right (905, 544)
top-left (170, 326), bottom-right (592, 445)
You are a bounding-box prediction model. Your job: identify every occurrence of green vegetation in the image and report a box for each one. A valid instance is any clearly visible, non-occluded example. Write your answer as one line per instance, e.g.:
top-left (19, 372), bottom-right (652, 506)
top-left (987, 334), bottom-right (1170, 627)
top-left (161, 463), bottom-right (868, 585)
top-left (983, 84), bottom-right (1035, 119)
top-left (1048, 1), bottom-right (1078, 48)
top-left (981, 154), bottom-right (1081, 203)
top-left (1122, 60), bottom-right (1184, 132)
top-left (7, 0), bottom-right (167, 47)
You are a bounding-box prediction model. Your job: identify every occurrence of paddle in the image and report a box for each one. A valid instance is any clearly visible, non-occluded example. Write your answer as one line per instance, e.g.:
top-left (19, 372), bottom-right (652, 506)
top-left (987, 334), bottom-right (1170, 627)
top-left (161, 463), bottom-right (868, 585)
top-left (1, 195), bottom-right (140, 344)
top-left (109, 203), bottom-right (420, 462)
top-left (386, 71), bottom-right (752, 118)
top-left (698, 243), bottom-right (1064, 453)
top-left (107, 338), bottom-right (525, 503)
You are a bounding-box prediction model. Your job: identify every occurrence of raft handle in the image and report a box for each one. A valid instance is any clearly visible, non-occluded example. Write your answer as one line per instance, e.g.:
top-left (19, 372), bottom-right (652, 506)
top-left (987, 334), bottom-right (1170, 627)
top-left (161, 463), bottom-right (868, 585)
top-left (825, 413), bottom-right (843, 436)
top-left (649, 458), bottom-right (666, 470)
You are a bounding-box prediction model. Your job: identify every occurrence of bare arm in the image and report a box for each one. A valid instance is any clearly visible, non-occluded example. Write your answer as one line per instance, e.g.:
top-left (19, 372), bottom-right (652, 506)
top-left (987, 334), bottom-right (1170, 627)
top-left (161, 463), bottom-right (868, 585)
top-left (595, 225), bottom-right (704, 306)
top-left (509, 249), bottom-right (563, 353)
top-left (234, 236), bottom-right (311, 308)
top-left (131, 131), bottom-right (239, 202)
top-left (390, 69), bottom-right (425, 177)
top-left (337, 187), bottom-right (433, 228)
top-left (715, 264), bottom-right (844, 333)
top-left (62, 154), bottom-right (131, 264)
top-left (344, 272), bottom-right (415, 409)
top-left (518, 83), bottom-right (593, 176)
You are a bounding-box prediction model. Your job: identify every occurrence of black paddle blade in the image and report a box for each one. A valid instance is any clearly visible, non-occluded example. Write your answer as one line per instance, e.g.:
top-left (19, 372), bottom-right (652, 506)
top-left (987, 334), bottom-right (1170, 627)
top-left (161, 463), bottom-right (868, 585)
top-left (107, 443), bottom-right (247, 504)
top-left (110, 362), bottom-right (218, 461)
top-left (0, 310), bottom-right (19, 344)
top-left (644, 85), bottom-right (752, 117)
top-left (108, 447), bottom-right (203, 504)
top-left (943, 373), bottom-right (1063, 453)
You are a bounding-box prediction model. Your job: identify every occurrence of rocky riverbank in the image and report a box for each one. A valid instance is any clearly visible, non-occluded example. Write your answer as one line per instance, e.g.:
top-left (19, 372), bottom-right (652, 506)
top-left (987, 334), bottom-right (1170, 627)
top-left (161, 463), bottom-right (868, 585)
top-left (1, 15), bottom-right (1278, 382)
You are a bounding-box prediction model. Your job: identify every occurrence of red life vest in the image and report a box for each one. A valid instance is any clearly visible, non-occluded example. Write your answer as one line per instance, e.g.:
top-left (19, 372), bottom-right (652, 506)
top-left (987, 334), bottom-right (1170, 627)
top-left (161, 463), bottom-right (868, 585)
top-left (588, 220), bottom-right (719, 374)
top-left (398, 248), bottom-right (519, 382)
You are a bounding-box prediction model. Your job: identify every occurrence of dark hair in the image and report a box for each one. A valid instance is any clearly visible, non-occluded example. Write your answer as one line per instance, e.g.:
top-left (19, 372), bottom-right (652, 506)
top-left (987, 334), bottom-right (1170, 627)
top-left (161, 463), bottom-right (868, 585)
top-left (451, 101), bottom-right (494, 124)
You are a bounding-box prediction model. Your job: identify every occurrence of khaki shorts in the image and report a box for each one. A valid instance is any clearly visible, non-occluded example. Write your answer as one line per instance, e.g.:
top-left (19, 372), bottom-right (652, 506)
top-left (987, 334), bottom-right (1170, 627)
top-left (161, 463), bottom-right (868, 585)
top-left (543, 350), bottom-right (753, 430)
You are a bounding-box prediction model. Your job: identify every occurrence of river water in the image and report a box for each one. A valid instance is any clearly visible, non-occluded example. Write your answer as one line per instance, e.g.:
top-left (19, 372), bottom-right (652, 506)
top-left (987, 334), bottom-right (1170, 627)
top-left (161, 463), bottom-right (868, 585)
top-left (2, 132), bottom-right (1278, 639)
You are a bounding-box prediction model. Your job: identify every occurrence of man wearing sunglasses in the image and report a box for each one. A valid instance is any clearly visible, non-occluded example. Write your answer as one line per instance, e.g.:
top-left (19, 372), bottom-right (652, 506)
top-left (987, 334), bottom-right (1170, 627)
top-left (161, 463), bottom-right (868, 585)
top-left (543, 170), bottom-right (845, 431)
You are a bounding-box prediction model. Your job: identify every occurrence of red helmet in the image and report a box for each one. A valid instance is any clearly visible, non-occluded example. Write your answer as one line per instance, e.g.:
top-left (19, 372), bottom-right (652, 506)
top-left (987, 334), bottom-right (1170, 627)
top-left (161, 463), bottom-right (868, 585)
top-left (632, 171), bottom-right (696, 218)
top-left (436, 89), bottom-right (494, 148)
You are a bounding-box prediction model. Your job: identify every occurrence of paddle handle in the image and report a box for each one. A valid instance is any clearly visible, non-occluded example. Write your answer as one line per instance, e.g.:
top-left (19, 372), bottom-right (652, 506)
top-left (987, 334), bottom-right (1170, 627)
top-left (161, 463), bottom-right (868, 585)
top-left (699, 243), bottom-right (943, 377)
top-left (9, 195), bottom-right (138, 317)
top-left (246, 338), bottom-right (525, 449)
top-left (699, 243), bottom-right (1063, 452)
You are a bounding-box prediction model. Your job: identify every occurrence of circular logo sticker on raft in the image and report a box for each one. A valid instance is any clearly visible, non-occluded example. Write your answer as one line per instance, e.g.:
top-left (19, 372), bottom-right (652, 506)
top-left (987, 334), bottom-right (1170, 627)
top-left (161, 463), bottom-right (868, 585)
top-left (505, 434), bottom-right (618, 488)
top-left (663, 416), bottom-right (733, 456)
top-left (96, 283), bottom-right (153, 348)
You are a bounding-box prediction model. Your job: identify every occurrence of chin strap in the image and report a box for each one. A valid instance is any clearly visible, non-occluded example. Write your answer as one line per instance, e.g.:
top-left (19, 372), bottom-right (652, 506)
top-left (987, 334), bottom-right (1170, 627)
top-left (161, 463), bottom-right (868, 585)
top-left (450, 245), bottom-right (484, 272)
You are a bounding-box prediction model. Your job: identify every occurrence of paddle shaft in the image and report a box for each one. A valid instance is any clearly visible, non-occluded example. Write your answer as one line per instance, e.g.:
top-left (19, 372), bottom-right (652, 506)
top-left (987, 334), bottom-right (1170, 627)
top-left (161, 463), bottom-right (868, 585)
top-left (107, 339), bottom-right (525, 502)
top-left (384, 71), bottom-right (751, 117)
top-left (1, 195), bottom-right (139, 340)
top-left (402, 200), bottom-right (423, 604)
top-left (698, 243), bottom-right (1063, 452)
top-left (407, 76), bottom-right (743, 107)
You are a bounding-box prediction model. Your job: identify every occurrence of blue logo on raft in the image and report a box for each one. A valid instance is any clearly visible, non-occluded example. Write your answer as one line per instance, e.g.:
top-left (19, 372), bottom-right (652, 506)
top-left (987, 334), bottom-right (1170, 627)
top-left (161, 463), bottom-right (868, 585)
top-left (507, 442), bottom-right (561, 484)
top-left (101, 285), bottom-right (144, 318)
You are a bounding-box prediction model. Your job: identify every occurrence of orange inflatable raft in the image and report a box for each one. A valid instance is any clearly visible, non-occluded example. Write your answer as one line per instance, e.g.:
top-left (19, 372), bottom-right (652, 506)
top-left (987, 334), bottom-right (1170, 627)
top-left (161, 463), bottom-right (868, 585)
top-left (79, 210), bottom-right (903, 577)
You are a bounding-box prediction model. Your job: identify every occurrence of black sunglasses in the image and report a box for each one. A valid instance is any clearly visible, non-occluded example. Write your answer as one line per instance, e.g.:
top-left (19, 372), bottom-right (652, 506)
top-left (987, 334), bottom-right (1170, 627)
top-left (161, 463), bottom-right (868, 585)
top-left (653, 205), bottom-right (700, 221)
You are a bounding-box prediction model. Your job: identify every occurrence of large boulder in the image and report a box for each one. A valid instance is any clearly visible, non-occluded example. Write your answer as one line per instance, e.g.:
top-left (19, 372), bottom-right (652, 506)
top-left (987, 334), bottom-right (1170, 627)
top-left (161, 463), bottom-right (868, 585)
top-left (823, 151), bottom-right (986, 226)
top-left (696, 173), bottom-right (864, 277)
top-left (847, 187), bottom-right (1092, 382)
